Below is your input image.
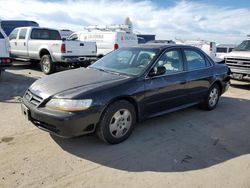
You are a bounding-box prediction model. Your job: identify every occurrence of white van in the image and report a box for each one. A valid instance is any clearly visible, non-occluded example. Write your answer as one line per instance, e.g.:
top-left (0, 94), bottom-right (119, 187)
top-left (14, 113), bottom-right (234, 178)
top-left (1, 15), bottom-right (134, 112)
top-left (0, 23), bottom-right (12, 76)
top-left (69, 30), bottom-right (138, 57)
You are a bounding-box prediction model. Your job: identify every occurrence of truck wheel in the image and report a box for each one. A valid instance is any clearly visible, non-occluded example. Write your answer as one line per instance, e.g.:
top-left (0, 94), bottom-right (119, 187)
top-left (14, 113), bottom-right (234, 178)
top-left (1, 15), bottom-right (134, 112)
top-left (96, 100), bottom-right (136, 144)
top-left (40, 55), bottom-right (56, 75)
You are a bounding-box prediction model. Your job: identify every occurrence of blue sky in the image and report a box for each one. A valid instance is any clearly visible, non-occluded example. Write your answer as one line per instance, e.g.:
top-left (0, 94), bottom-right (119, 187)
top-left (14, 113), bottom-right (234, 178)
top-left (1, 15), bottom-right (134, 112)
top-left (1, 0), bottom-right (250, 43)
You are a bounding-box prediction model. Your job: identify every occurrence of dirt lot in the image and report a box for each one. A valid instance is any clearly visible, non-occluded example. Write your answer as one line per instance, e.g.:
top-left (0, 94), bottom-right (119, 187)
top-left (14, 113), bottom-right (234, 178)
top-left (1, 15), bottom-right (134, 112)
top-left (0, 62), bottom-right (250, 188)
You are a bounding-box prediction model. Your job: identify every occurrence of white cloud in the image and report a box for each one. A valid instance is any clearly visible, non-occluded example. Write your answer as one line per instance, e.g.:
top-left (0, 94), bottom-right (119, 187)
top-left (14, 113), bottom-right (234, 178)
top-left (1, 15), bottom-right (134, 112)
top-left (0, 0), bottom-right (250, 43)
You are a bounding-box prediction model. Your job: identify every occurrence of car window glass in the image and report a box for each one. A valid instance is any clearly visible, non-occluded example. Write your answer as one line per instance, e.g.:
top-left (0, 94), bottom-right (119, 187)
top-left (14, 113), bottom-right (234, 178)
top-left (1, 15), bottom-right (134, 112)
top-left (68, 34), bottom-right (78, 40)
top-left (90, 48), bottom-right (159, 76)
top-left (155, 50), bottom-right (183, 74)
top-left (184, 50), bottom-right (206, 70)
top-left (117, 51), bottom-right (134, 64)
top-left (216, 47), bottom-right (227, 53)
top-left (50, 30), bottom-right (61, 40)
top-left (9, 29), bottom-right (18, 40)
top-left (229, 48), bottom-right (234, 52)
top-left (18, 28), bottom-right (27, 39)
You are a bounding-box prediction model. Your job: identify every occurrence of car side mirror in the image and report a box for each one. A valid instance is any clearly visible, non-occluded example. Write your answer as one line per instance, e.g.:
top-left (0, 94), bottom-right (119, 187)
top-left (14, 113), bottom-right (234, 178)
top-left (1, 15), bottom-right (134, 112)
top-left (149, 66), bottom-right (166, 77)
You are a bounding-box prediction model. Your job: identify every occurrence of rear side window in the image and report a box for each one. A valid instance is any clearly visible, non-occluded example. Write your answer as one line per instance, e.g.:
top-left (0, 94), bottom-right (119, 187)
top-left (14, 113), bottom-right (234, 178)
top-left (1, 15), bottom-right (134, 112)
top-left (9, 29), bottom-right (18, 40)
top-left (229, 48), bottom-right (234, 52)
top-left (216, 47), bottom-right (227, 53)
top-left (18, 29), bottom-right (27, 39)
top-left (184, 50), bottom-right (207, 70)
top-left (50, 30), bottom-right (61, 40)
top-left (31, 29), bottom-right (61, 40)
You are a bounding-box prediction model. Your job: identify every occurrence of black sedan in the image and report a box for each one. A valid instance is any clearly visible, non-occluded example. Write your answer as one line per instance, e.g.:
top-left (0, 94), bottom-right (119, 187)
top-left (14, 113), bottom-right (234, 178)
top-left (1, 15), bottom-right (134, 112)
top-left (21, 45), bottom-right (230, 144)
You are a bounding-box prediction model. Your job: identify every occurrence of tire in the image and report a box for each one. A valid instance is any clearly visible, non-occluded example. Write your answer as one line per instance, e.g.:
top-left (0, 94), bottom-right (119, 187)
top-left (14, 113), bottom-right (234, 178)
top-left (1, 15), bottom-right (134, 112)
top-left (200, 84), bottom-right (221, 111)
top-left (40, 55), bottom-right (56, 75)
top-left (97, 100), bottom-right (136, 144)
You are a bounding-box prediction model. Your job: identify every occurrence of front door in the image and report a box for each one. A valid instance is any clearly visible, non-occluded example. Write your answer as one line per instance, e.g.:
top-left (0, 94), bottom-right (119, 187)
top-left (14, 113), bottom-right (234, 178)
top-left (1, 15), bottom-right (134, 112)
top-left (143, 48), bottom-right (188, 117)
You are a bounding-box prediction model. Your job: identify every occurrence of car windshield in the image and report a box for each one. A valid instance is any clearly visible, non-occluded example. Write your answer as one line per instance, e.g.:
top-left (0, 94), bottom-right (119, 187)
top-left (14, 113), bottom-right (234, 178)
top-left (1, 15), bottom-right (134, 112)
top-left (234, 40), bottom-right (250, 51)
top-left (90, 48), bottom-right (159, 76)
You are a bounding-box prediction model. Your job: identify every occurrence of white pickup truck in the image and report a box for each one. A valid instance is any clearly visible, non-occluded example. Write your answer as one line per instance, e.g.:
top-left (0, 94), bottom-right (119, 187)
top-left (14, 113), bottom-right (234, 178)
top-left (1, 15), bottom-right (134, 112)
top-left (9, 27), bottom-right (97, 74)
top-left (224, 36), bottom-right (250, 81)
top-left (0, 24), bottom-right (12, 77)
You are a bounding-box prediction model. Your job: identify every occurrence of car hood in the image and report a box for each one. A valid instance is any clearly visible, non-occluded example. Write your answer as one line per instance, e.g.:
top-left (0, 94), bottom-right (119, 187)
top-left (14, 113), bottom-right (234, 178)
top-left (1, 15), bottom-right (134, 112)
top-left (224, 51), bottom-right (250, 59)
top-left (29, 68), bottom-right (129, 99)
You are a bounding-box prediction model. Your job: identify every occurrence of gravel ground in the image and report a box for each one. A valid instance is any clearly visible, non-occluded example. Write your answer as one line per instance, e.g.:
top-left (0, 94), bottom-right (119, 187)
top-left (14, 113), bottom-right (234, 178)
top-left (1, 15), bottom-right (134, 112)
top-left (0, 62), bottom-right (250, 188)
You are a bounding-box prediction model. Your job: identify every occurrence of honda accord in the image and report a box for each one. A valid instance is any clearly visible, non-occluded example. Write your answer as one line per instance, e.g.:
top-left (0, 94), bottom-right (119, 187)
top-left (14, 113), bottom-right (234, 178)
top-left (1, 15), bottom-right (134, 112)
top-left (21, 45), bottom-right (230, 144)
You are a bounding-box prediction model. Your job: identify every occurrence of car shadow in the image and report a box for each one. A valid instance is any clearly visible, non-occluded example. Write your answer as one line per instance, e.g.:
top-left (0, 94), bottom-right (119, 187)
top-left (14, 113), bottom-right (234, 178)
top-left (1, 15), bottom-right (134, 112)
top-left (51, 96), bottom-right (250, 172)
top-left (0, 70), bottom-right (38, 103)
top-left (230, 81), bottom-right (250, 90)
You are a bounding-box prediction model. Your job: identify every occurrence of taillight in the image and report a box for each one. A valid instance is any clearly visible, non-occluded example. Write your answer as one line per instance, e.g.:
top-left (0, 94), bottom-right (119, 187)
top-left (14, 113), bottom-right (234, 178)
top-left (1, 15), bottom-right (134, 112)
top-left (0, 58), bottom-right (11, 63)
top-left (61, 43), bottom-right (66, 53)
top-left (114, 43), bottom-right (119, 50)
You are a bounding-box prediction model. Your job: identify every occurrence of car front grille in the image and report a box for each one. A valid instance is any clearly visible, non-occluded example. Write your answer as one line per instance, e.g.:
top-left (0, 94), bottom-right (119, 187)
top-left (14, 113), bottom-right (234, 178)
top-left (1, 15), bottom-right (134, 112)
top-left (24, 90), bottom-right (43, 106)
top-left (225, 57), bottom-right (250, 70)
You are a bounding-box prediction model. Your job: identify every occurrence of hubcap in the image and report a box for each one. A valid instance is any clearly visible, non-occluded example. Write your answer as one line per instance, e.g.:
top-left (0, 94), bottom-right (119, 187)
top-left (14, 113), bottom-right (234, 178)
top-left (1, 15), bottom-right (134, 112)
top-left (42, 59), bottom-right (50, 73)
top-left (209, 88), bottom-right (219, 107)
top-left (109, 109), bottom-right (132, 138)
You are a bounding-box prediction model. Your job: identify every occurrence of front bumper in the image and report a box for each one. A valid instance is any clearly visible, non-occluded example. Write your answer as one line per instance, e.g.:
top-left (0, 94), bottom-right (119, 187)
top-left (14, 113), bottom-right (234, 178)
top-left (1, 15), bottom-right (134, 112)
top-left (22, 98), bottom-right (102, 138)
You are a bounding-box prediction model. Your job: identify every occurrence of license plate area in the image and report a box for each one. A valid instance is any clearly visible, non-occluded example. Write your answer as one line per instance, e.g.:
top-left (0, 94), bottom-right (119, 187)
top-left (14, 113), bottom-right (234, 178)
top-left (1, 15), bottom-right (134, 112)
top-left (21, 104), bottom-right (31, 120)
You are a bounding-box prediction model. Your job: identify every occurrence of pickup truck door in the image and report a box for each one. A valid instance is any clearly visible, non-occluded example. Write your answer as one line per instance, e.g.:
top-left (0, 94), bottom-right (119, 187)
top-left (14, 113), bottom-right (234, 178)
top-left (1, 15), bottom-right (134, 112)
top-left (9, 28), bottom-right (19, 57)
top-left (15, 28), bottom-right (28, 57)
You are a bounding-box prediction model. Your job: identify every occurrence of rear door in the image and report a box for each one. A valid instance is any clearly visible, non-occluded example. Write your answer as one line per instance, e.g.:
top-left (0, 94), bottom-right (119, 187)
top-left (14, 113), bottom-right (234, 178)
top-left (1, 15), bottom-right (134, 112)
top-left (183, 48), bottom-right (213, 103)
top-left (15, 28), bottom-right (28, 57)
top-left (144, 48), bottom-right (188, 117)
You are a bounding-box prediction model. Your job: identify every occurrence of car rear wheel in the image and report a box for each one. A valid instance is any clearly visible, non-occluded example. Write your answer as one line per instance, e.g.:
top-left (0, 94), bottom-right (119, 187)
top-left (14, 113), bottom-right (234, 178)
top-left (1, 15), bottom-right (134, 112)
top-left (200, 84), bottom-right (221, 110)
top-left (97, 100), bottom-right (136, 144)
top-left (40, 55), bottom-right (56, 75)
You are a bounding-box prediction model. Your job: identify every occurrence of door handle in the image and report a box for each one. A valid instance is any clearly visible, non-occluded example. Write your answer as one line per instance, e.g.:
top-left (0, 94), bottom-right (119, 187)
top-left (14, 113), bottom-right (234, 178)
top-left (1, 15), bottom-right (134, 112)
top-left (80, 43), bottom-right (84, 46)
top-left (24, 42), bottom-right (26, 46)
top-left (180, 81), bottom-right (187, 85)
top-left (14, 42), bottom-right (17, 46)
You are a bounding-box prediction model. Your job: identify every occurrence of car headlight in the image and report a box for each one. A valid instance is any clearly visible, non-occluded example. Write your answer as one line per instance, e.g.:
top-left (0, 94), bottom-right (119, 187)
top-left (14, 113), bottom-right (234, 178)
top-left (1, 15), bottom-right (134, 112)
top-left (46, 99), bottom-right (92, 111)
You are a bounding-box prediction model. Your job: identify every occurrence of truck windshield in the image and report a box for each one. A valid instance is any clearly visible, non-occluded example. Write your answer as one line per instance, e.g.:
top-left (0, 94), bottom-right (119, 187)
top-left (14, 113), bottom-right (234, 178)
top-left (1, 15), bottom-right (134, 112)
top-left (90, 48), bottom-right (159, 76)
top-left (234, 40), bottom-right (250, 51)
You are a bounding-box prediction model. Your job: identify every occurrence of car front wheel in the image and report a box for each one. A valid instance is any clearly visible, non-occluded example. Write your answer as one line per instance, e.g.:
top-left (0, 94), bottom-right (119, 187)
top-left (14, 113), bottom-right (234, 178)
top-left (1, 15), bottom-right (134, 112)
top-left (97, 100), bottom-right (136, 144)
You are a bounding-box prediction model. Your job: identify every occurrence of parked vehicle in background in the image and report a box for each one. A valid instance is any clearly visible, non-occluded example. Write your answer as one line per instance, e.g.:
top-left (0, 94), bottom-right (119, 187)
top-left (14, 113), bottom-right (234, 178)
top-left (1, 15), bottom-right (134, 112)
top-left (137, 34), bottom-right (156, 44)
top-left (146, 40), bottom-right (176, 45)
top-left (9, 27), bottom-right (97, 74)
top-left (21, 44), bottom-right (230, 144)
top-left (0, 20), bottom-right (39, 36)
top-left (216, 44), bottom-right (236, 59)
top-left (224, 35), bottom-right (250, 81)
top-left (0, 22), bottom-right (12, 77)
top-left (69, 26), bottom-right (138, 58)
top-left (175, 39), bottom-right (216, 60)
top-left (59, 29), bottom-right (74, 40)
